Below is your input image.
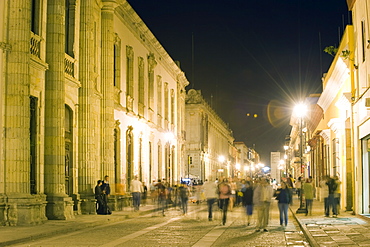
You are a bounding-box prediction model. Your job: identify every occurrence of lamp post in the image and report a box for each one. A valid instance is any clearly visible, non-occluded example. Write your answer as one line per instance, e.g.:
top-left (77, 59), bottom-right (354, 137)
top-left (284, 145), bottom-right (289, 177)
top-left (294, 103), bottom-right (308, 214)
top-left (218, 155), bottom-right (225, 180)
top-left (165, 132), bottom-right (174, 186)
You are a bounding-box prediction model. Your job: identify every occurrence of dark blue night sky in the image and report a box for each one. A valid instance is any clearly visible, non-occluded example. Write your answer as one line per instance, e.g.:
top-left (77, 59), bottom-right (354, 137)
top-left (127, 0), bottom-right (350, 164)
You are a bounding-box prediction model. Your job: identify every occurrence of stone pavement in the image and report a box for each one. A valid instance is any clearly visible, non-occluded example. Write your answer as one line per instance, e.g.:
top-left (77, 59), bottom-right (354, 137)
top-left (0, 204), bottom-right (158, 247)
top-left (1, 197), bottom-right (370, 247)
top-left (291, 197), bottom-right (370, 247)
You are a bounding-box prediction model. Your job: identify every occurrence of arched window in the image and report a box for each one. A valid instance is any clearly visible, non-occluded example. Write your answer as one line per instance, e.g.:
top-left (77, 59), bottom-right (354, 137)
top-left (126, 127), bottom-right (134, 190)
top-left (65, 105), bottom-right (73, 196)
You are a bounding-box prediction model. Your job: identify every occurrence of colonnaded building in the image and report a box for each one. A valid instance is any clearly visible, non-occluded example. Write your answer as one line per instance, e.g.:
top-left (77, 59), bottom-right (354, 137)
top-left (0, 0), bottom-right (189, 225)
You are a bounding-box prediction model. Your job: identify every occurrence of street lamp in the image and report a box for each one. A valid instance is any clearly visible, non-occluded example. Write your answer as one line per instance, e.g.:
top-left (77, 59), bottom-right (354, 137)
top-left (218, 155), bottom-right (225, 180)
top-left (165, 132), bottom-right (175, 186)
top-left (284, 145), bottom-right (289, 177)
top-left (294, 103), bottom-right (308, 214)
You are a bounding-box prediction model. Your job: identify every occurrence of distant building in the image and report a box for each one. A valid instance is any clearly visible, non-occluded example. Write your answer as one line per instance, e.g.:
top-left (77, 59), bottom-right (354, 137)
top-left (184, 89), bottom-right (234, 181)
top-left (234, 142), bottom-right (259, 178)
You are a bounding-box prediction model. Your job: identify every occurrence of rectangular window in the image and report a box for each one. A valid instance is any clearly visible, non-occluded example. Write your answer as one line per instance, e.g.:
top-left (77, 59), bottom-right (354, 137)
top-left (164, 83), bottom-right (169, 121)
top-left (126, 46), bottom-right (134, 97)
top-left (138, 57), bottom-right (145, 116)
top-left (157, 75), bottom-right (162, 116)
top-left (31, 0), bottom-right (41, 35)
top-left (171, 89), bottom-right (175, 124)
top-left (362, 21), bottom-right (366, 62)
top-left (30, 96), bottom-right (38, 194)
top-left (148, 53), bottom-right (156, 109)
top-left (65, 0), bottom-right (76, 57)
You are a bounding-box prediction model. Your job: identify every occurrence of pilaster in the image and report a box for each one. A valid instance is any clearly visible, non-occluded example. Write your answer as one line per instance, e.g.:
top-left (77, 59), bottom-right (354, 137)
top-left (101, 1), bottom-right (116, 184)
top-left (78, 0), bottom-right (100, 213)
top-left (44, 0), bottom-right (74, 220)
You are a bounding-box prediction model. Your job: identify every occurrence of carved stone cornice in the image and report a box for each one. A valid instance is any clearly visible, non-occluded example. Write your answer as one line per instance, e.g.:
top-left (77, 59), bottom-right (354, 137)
top-left (0, 42), bottom-right (12, 52)
top-left (320, 129), bottom-right (331, 143)
top-left (114, 1), bottom-right (190, 88)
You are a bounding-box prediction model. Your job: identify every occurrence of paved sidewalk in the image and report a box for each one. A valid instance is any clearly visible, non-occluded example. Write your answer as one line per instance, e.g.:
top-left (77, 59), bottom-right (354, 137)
top-left (290, 196), bottom-right (370, 247)
top-left (0, 204), bottom-right (158, 247)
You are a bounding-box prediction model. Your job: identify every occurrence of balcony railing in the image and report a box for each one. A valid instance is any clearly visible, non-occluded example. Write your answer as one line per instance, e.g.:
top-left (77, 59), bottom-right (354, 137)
top-left (64, 54), bottom-right (75, 78)
top-left (30, 32), bottom-right (41, 58)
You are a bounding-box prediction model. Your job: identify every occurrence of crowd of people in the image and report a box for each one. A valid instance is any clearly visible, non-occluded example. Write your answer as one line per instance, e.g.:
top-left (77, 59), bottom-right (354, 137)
top-left (94, 174), bottom-right (342, 231)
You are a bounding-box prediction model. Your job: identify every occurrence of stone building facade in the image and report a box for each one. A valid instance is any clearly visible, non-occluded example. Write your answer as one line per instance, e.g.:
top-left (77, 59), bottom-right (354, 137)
top-left (0, 0), bottom-right (187, 226)
top-left (287, 0), bottom-right (370, 215)
top-left (185, 89), bottom-right (235, 182)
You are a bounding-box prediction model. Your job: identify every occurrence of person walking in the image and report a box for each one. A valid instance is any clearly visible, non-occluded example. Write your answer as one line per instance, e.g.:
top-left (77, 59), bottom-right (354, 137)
top-left (178, 184), bottom-right (190, 215)
top-left (295, 177), bottom-right (302, 198)
top-left (253, 178), bottom-right (273, 232)
top-left (155, 179), bottom-right (166, 216)
top-left (203, 179), bottom-right (218, 221)
top-left (320, 176), bottom-right (329, 216)
top-left (326, 176), bottom-right (338, 217)
top-left (241, 180), bottom-right (254, 226)
top-left (334, 175), bottom-right (341, 214)
top-left (229, 178), bottom-right (237, 211)
top-left (218, 179), bottom-right (231, 226)
top-left (275, 181), bottom-right (291, 227)
top-left (303, 178), bottom-right (314, 216)
top-left (130, 176), bottom-right (143, 211)
top-left (142, 182), bottom-right (148, 206)
top-left (100, 175), bottom-right (112, 215)
top-left (286, 175), bottom-right (295, 205)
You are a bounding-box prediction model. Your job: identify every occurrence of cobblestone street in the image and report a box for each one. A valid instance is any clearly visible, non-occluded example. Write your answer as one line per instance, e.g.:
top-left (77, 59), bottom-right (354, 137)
top-left (4, 197), bottom-right (370, 246)
top-left (3, 202), bottom-right (309, 247)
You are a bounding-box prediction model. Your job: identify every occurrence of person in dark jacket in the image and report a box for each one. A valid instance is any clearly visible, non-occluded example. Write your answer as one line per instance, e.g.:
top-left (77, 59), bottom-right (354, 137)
top-left (275, 181), bottom-right (291, 226)
top-left (326, 177), bottom-right (338, 217)
top-left (95, 180), bottom-right (105, 214)
top-left (241, 180), bottom-right (254, 226)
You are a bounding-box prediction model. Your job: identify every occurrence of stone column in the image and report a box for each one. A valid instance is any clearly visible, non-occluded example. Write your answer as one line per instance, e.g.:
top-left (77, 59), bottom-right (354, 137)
top-left (3, 0), bottom-right (46, 226)
top-left (79, 0), bottom-right (100, 214)
top-left (101, 1), bottom-right (117, 209)
top-left (44, 0), bottom-right (74, 220)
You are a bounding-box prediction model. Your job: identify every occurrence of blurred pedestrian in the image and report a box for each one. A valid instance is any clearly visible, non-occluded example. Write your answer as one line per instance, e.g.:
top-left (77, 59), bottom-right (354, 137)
top-left (286, 175), bottom-right (295, 205)
top-left (326, 176), bottom-right (338, 217)
top-left (275, 181), bottom-right (291, 226)
top-left (334, 175), bottom-right (341, 214)
top-left (178, 184), bottom-right (190, 215)
top-left (101, 175), bottom-right (112, 215)
top-left (142, 182), bottom-right (148, 206)
top-left (320, 176), bottom-right (329, 216)
top-left (241, 180), bottom-right (254, 226)
top-left (229, 178), bottom-right (237, 211)
top-left (130, 176), bottom-right (143, 211)
top-left (253, 178), bottom-right (273, 232)
top-left (218, 179), bottom-right (231, 226)
top-left (295, 177), bottom-right (302, 197)
top-left (155, 179), bottom-right (166, 216)
top-left (303, 178), bottom-right (314, 216)
top-left (203, 179), bottom-right (218, 221)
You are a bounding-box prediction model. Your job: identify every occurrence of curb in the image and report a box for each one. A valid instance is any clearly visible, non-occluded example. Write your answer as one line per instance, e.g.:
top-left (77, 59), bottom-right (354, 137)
top-left (289, 207), bottom-right (319, 247)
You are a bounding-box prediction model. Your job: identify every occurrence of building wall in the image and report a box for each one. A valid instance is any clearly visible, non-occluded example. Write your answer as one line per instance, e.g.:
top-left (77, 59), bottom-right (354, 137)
top-left (352, 0), bottom-right (370, 214)
top-left (0, 0), bottom-right (188, 226)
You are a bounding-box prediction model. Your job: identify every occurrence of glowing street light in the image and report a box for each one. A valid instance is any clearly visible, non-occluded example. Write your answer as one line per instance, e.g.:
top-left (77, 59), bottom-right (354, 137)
top-left (294, 102), bottom-right (308, 214)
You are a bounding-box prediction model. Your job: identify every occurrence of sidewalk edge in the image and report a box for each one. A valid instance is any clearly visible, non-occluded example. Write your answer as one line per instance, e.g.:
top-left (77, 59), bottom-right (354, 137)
top-left (289, 207), bottom-right (319, 247)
